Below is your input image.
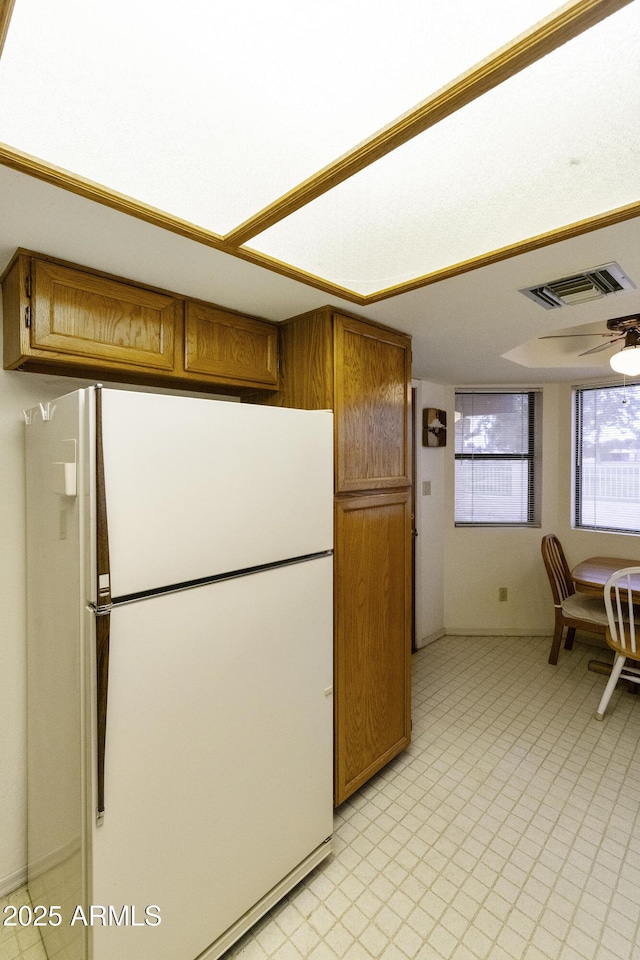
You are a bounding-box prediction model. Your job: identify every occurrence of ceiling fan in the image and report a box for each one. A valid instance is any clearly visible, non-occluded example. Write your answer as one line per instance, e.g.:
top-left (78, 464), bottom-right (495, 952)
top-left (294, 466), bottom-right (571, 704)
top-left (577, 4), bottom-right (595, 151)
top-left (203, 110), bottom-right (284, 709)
top-left (539, 313), bottom-right (640, 375)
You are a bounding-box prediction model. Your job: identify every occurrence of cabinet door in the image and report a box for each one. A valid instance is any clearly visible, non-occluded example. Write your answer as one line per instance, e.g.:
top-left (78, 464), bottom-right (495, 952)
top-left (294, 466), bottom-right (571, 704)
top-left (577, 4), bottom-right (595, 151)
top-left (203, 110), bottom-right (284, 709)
top-left (334, 491), bottom-right (412, 805)
top-left (32, 260), bottom-right (178, 371)
top-left (334, 315), bottom-right (411, 493)
top-left (185, 301), bottom-right (278, 387)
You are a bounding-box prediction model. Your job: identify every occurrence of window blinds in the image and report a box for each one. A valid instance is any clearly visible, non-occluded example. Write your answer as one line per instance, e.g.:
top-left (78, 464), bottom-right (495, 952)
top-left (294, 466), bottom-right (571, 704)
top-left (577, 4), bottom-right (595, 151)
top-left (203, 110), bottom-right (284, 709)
top-left (574, 383), bottom-right (640, 534)
top-left (454, 391), bottom-right (537, 525)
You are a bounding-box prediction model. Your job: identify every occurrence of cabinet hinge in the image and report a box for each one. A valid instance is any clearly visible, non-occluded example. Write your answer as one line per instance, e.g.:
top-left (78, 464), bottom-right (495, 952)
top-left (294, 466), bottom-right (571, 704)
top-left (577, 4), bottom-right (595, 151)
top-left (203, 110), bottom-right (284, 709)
top-left (24, 306), bottom-right (31, 328)
top-left (25, 273), bottom-right (32, 298)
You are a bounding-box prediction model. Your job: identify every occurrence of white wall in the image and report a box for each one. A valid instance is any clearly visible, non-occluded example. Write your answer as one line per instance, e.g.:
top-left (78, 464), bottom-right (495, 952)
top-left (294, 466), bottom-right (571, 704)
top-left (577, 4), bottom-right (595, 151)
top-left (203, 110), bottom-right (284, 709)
top-left (442, 381), bottom-right (640, 636)
top-left (412, 379), bottom-right (447, 647)
top-left (413, 380), bottom-right (562, 641)
top-left (444, 383), bottom-right (560, 635)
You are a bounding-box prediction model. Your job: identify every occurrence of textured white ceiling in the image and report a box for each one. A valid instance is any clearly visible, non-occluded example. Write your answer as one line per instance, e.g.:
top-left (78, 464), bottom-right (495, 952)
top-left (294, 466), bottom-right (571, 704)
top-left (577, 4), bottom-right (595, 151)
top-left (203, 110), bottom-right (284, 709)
top-left (1, 0), bottom-right (637, 296)
top-left (0, 0), bottom-right (566, 237)
top-left (0, 0), bottom-right (639, 383)
top-left (249, 6), bottom-right (640, 293)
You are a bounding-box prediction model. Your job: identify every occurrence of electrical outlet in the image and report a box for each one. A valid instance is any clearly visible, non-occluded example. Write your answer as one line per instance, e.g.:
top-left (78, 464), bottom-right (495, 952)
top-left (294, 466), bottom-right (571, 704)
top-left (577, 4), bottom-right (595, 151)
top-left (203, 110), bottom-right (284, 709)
top-left (422, 481), bottom-right (431, 496)
top-left (498, 587), bottom-right (508, 602)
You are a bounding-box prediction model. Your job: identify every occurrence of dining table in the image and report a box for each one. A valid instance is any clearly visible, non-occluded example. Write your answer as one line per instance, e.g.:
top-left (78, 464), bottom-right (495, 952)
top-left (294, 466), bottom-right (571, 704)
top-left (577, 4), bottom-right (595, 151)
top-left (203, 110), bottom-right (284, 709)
top-left (571, 556), bottom-right (640, 599)
top-left (570, 555), bottom-right (640, 688)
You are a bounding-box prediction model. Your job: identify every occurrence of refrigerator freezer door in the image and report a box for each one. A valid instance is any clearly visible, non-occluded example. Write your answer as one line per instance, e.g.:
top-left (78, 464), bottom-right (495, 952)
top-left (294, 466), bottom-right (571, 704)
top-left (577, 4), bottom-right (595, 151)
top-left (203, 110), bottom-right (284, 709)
top-left (90, 556), bottom-right (333, 960)
top-left (99, 389), bottom-right (333, 598)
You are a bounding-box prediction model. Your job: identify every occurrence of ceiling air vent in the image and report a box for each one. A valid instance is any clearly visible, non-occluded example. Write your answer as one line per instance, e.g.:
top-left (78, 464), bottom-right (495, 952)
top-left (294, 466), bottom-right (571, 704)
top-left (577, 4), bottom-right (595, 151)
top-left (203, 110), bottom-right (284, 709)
top-left (520, 262), bottom-right (636, 309)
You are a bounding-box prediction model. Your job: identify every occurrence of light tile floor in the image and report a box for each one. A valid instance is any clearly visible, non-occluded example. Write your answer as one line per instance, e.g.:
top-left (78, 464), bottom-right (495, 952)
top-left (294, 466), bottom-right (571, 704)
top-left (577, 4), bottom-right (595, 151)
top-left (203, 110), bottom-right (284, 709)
top-left (3, 635), bottom-right (640, 960)
top-left (226, 635), bottom-right (640, 960)
top-left (0, 887), bottom-right (47, 960)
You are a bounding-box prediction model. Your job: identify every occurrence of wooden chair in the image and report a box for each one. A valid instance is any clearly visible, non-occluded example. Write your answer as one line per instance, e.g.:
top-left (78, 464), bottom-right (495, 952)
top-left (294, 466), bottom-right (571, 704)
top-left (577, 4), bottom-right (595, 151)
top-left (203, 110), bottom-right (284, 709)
top-left (594, 566), bottom-right (640, 720)
top-left (541, 535), bottom-right (608, 665)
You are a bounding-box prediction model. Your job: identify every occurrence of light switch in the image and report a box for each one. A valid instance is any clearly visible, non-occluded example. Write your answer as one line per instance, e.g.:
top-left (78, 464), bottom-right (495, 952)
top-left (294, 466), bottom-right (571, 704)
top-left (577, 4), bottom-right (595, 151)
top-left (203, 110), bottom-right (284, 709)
top-left (422, 481), bottom-right (431, 496)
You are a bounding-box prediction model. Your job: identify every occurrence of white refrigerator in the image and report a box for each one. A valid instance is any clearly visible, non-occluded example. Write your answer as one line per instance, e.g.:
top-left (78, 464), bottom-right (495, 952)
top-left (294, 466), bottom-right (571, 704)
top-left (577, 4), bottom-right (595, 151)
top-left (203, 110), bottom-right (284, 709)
top-left (24, 386), bottom-right (334, 960)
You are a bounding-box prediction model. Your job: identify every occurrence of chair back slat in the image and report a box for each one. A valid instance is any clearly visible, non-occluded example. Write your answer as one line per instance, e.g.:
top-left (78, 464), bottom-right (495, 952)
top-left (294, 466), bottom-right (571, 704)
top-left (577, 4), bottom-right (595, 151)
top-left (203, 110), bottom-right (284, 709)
top-left (604, 566), bottom-right (640, 658)
top-left (541, 535), bottom-right (574, 604)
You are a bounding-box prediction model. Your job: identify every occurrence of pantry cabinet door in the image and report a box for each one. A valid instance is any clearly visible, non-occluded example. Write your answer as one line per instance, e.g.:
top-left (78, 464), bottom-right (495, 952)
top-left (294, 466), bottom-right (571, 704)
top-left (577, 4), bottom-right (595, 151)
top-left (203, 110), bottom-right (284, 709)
top-left (333, 314), bottom-right (411, 493)
top-left (334, 491), bottom-right (412, 805)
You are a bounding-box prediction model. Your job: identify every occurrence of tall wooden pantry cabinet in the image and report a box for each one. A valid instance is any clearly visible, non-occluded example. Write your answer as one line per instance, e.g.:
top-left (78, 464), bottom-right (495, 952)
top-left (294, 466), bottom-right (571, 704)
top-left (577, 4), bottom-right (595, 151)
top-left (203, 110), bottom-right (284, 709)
top-left (254, 307), bottom-right (412, 805)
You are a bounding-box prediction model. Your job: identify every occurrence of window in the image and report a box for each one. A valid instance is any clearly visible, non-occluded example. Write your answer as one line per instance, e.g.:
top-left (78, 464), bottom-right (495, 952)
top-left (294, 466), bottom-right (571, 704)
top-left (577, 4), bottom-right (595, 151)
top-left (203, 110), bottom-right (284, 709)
top-left (574, 382), bottom-right (640, 534)
top-left (455, 391), bottom-right (540, 526)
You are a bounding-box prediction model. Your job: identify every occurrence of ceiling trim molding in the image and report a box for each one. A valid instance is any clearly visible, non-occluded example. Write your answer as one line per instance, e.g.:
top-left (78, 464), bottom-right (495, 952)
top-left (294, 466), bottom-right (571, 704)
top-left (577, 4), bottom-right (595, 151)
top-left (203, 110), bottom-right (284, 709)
top-left (0, 0), bottom-right (15, 58)
top-left (222, 0), bottom-right (633, 247)
top-left (0, 141), bottom-right (231, 240)
top-left (0, 143), bottom-right (368, 303)
top-left (1, 144), bottom-right (638, 308)
top-left (220, 244), bottom-right (366, 303)
top-left (361, 201), bottom-right (640, 303)
top-left (229, 200), bottom-right (640, 305)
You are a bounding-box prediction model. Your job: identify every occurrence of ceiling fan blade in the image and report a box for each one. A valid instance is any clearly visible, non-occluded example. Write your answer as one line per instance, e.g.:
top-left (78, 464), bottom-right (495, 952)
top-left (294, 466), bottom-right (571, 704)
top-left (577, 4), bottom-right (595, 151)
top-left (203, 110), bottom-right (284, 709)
top-left (539, 333), bottom-right (616, 340)
top-left (578, 337), bottom-right (623, 357)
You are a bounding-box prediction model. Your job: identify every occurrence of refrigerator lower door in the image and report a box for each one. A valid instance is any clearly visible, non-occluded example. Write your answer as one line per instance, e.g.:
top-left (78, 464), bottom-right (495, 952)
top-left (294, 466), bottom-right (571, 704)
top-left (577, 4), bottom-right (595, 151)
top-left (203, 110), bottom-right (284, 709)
top-left (89, 556), bottom-right (333, 960)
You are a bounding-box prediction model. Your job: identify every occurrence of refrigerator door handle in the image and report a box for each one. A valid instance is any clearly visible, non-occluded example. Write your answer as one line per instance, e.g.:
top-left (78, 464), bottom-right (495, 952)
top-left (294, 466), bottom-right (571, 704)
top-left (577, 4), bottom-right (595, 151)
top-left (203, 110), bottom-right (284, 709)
top-left (95, 385), bottom-right (112, 825)
top-left (95, 610), bottom-right (110, 825)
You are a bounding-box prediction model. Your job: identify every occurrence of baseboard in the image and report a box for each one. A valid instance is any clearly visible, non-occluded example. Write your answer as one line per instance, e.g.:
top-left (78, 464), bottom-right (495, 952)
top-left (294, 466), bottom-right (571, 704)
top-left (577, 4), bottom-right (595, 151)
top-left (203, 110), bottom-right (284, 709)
top-left (0, 865), bottom-right (27, 899)
top-left (444, 628), bottom-right (551, 637)
top-left (27, 836), bottom-right (80, 881)
top-left (415, 629), bottom-right (445, 649)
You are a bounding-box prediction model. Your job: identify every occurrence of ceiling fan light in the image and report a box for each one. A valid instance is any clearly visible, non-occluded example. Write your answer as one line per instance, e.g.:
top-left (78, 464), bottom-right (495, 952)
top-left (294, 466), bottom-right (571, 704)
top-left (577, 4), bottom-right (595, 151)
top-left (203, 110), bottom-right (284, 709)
top-left (610, 344), bottom-right (640, 376)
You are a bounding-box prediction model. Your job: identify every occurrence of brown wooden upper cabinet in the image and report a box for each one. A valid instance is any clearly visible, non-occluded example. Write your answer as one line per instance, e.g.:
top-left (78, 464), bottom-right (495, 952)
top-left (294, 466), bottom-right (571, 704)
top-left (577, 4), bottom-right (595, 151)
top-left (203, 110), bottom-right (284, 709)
top-left (267, 307), bottom-right (412, 493)
top-left (2, 252), bottom-right (278, 394)
top-left (184, 301), bottom-right (278, 387)
top-left (28, 258), bottom-right (178, 371)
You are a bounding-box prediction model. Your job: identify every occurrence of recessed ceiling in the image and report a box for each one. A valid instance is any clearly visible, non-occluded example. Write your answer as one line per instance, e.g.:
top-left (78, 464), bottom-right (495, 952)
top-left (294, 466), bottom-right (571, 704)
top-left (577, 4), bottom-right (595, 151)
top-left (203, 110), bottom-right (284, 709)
top-left (0, 0), bottom-right (638, 303)
top-left (503, 316), bottom-right (633, 368)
